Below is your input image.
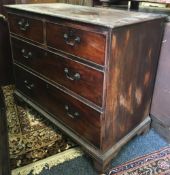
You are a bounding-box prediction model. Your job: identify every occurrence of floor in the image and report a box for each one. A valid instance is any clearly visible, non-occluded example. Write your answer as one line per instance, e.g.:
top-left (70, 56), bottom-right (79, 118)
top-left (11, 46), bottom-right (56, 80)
top-left (36, 128), bottom-right (169, 175)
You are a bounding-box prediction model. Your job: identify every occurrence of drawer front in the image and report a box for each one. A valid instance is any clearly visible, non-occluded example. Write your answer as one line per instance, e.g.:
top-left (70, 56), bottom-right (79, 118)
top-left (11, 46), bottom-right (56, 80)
top-left (46, 22), bottom-right (106, 65)
top-left (14, 65), bottom-right (101, 147)
top-left (8, 13), bottom-right (43, 43)
top-left (12, 37), bottom-right (104, 106)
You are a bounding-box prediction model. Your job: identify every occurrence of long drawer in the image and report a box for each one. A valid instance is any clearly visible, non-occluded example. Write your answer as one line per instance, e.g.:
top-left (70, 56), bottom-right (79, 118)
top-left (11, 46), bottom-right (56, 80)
top-left (14, 65), bottom-right (101, 147)
top-left (11, 37), bottom-right (104, 106)
top-left (46, 22), bottom-right (106, 65)
top-left (8, 13), bottom-right (43, 43)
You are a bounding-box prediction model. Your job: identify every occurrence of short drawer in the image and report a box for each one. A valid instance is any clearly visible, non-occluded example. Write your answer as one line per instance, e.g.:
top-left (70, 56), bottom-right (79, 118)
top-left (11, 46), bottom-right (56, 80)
top-left (12, 37), bottom-right (104, 106)
top-left (46, 22), bottom-right (106, 65)
top-left (14, 65), bottom-right (101, 147)
top-left (8, 13), bottom-right (43, 43)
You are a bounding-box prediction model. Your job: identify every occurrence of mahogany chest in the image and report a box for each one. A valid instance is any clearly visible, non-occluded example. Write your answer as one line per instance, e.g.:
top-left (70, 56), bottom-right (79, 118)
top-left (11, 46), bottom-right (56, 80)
top-left (5, 3), bottom-right (165, 172)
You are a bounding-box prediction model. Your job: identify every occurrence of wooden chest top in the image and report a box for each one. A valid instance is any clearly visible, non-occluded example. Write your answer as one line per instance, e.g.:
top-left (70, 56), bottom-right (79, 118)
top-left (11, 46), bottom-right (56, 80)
top-left (5, 3), bottom-right (165, 28)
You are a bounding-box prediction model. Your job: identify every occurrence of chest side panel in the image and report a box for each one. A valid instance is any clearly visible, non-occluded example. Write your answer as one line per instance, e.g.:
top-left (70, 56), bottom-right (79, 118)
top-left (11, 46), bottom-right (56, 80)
top-left (102, 19), bottom-right (165, 151)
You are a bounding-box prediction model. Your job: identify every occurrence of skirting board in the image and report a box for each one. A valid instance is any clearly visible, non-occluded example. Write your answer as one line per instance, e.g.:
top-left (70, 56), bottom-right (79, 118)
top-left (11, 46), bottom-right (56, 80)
top-left (151, 114), bottom-right (170, 143)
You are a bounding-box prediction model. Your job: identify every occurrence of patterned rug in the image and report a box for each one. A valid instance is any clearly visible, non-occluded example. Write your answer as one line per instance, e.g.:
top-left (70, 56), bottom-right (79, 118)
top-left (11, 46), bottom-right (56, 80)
top-left (2, 85), bottom-right (83, 175)
top-left (108, 146), bottom-right (170, 175)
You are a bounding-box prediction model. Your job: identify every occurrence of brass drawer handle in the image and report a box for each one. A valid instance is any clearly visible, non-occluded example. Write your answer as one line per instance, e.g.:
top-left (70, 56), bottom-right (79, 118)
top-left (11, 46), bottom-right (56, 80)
top-left (21, 49), bottom-right (32, 59)
top-left (65, 104), bottom-right (79, 119)
top-left (24, 80), bottom-right (34, 90)
top-left (63, 30), bottom-right (80, 46)
top-left (64, 68), bottom-right (80, 81)
top-left (18, 18), bottom-right (29, 31)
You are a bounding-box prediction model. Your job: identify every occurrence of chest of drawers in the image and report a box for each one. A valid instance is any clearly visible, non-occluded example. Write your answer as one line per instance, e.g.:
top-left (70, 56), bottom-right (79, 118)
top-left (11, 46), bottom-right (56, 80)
top-left (5, 3), bottom-right (166, 172)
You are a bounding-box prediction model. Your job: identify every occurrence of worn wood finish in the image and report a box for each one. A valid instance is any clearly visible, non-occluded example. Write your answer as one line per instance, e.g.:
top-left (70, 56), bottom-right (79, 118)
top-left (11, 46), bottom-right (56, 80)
top-left (6, 4), bottom-right (166, 172)
top-left (6, 3), bottom-right (165, 27)
top-left (0, 17), bottom-right (14, 86)
top-left (0, 88), bottom-right (11, 175)
top-left (11, 37), bottom-right (104, 106)
top-left (103, 19), bottom-right (165, 151)
top-left (8, 13), bottom-right (44, 43)
top-left (46, 22), bottom-right (106, 65)
top-left (14, 65), bottom-right (102, 147)
top-left (15, 0), bottom-right (93, 6)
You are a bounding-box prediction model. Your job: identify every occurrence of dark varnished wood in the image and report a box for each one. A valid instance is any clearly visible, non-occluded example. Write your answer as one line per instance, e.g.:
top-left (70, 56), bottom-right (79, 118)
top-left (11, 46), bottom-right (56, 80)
top-left (0, 17), bottom-right (14, 85)
top-left (11, 37), bottom-right (104, 106)
top-left (8, 13), bottom-right (44, 43)
top-left (103, 19), bottom-right (165, 151)
top-left (14, 90), bottom-right (151, 173)
top-left (46, 22), bottom-right (106, 65)
top-left (0, 88), bottom-right (11, 175)
top-left (6, 4), bottom-right (166, 173)
top-left (6, 8), bottom-right (109, 35)
top-left (14, 65), bottom-right (102, 147)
